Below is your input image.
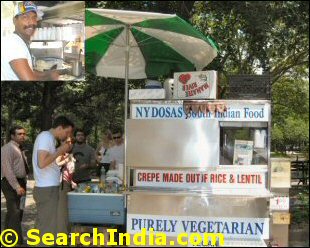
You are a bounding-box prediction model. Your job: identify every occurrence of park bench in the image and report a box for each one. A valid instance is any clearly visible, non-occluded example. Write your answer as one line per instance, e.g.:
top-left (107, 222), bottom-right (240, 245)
top-left (291, 160), bottom-right (309, 186)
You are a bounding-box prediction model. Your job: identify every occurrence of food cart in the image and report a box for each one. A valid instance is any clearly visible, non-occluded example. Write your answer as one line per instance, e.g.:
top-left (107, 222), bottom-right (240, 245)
top-left (82, 7), bottom-right (283, 247)
top-left (125, 71), bottom-right (272, 246)
top-left (66, 71), bottom-right (289, 247)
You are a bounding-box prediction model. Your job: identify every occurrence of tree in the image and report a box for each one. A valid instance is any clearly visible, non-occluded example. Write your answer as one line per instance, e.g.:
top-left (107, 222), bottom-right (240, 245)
top-left (192, 1), bottom-right (309, 79)
top-left (271, 69), bottom-right (309, 153)
top-left (191, 1), bottom-right (309, 154)
top-left (1, 82), bottom-right (41, 143)
top-left (1, 79), bottom-right (127, 146)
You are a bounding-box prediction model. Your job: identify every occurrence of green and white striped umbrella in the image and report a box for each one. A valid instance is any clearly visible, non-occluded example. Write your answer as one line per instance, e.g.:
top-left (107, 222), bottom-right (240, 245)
top-left (86, 9), bottom-right (218, 186)
top-left (85, 8), bottom-right (219, 79)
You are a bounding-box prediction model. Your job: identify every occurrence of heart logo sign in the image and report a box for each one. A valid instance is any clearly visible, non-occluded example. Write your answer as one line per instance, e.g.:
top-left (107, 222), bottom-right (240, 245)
top-left (179, 73), bottom-right (191, 84)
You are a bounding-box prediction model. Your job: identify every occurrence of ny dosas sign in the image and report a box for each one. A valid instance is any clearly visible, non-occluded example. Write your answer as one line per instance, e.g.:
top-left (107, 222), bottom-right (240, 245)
top-left (131, 101), bottom-right (270, 122)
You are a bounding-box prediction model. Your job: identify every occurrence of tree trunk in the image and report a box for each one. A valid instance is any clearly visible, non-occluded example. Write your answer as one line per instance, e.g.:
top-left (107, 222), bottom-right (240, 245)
top-left (5, 104), bottom-right (14, 144)
top-left (94, 124), bottom-right (98, 146)
top-left (40, 82), bottom-right (62, 131)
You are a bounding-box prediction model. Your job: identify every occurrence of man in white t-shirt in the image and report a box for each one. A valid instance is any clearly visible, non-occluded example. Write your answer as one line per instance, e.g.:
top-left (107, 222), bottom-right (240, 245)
top-left (32, 116), bottom-right (74, 237)
top-left (108, 130), bottom-right (125, 181)
top-left (1, 1), bottom-right (59, 81)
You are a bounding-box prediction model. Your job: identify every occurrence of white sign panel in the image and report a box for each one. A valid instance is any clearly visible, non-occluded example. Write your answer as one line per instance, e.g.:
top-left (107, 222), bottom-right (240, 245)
top-left (127, 214), bottom-right (270, 240)
top-left (135, 169), bottom-right (266, 191)
top-left (131, 102), bottom-right (270, 122)
top-left (270, 196), bottom-right (290, 211)
top-left (129, 89), bottom-right (166, 100)
top-left (173, 71), bottom-right (217, 99)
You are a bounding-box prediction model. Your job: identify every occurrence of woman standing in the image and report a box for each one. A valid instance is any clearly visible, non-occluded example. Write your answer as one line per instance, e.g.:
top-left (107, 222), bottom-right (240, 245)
top-left (96, 130), bottom-right (113, 177)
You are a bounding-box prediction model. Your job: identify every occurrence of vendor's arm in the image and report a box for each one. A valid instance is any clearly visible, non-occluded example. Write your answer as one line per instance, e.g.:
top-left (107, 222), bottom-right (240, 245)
top-left (10, 59), bottom-right (59, 81)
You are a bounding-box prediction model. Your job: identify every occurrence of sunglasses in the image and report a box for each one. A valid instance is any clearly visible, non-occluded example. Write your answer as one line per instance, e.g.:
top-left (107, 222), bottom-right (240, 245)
top-left (113, 136), bottom-right (121, 140)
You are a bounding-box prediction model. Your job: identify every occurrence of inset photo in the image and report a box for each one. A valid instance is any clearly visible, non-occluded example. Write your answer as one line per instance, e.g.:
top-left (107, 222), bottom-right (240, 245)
top-left (1, 1), bottom-right (85, 81)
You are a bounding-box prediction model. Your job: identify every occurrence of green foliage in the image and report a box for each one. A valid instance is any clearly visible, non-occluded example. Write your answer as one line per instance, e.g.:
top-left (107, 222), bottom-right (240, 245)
top-left (271, 125), bottom-right (285, 153)
top-left (272, 73), bottom-right (309, 122)
top-left (1, 79), bottom-right (127, 146)
top-left (271, 70), bottom-right (309, 153)
top-left (192, 1), bottom-right (309, 78)
top-left (292, 189), bottom-right (309, 224)
top-left (192, 1), bottom-right (309, 154)
top-left (284, 117), bottom-right (309, 144)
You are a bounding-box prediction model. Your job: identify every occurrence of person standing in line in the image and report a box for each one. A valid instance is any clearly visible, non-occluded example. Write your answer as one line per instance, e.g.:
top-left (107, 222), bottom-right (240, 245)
top-left (32, 116), bottom-right (74, 237)
top-left (96, 130), bottom-right (113, 176)
top-left (1, 125), bottom-right (29, 245)
top-left (108, 129), bottom-right (125, 181)
top-left (72, 129), bottom-right (96, 184)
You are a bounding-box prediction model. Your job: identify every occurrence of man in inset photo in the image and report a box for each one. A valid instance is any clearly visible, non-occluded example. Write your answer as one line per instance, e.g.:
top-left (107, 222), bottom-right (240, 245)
top-left (1, 1), bottom-right (59, 81)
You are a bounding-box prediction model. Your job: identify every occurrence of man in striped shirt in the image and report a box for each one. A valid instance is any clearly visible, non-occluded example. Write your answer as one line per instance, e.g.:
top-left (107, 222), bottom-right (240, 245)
top-left (1, 125), bottom-right (29, 245)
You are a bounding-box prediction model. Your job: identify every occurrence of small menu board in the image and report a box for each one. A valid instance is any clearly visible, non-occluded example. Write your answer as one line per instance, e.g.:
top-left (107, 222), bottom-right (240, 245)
top-left (173, 71), bottom-right (217, 99)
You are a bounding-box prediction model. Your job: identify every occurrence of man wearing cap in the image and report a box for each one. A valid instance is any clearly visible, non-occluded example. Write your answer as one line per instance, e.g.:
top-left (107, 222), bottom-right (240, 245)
top-left (1, 1), bottom-right (59, 81)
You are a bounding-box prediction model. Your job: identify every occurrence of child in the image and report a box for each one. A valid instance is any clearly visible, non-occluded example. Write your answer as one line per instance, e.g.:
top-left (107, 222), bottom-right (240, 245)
top-left (56, 138), bottom-right (76, 234)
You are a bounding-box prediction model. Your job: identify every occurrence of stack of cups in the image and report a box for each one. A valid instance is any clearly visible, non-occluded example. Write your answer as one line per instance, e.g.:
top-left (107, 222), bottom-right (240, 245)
top-left (56, 27), bottom-right (62, 40)
top-left (38, 28), bottom-right (43, 40)
top-left (42, 27), bottom-right (48, 40)
top-left (50, 27), bottom-right (56, 40)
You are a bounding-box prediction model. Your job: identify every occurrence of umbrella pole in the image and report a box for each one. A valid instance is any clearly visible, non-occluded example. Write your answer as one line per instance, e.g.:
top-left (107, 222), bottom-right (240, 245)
top-left (124, 24), bottom-right (130, 189)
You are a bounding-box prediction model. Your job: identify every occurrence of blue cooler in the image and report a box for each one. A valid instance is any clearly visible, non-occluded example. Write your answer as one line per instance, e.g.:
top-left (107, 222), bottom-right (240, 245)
top-left (68, 192), bottom-right (126, 225)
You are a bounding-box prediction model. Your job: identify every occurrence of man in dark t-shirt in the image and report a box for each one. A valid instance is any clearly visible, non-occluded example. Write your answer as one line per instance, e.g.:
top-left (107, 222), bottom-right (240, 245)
top-left (72, 129), bottom-right (96, 183)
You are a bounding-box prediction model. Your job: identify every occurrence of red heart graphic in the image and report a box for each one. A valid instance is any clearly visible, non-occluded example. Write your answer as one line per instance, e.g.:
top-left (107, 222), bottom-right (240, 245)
top-left (179, 73), bottom-right (191, 84)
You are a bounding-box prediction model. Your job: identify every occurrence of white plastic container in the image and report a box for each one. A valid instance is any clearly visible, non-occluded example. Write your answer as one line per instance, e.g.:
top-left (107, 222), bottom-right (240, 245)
top-left (56, 27), bottom-right (62, 40)
top-left (42, 27), bottom-right (48, 40)
top-left (129, 89), bottom-right (166, 100)
top-left (37, 28), bottom-right (42, 40)
top-left (50, 27), bottom-right (56, 40)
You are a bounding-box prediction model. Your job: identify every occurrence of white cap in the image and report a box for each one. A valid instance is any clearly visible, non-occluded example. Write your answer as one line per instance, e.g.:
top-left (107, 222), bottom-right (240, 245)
top-left (14, 1), bottom-right (44, 20)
